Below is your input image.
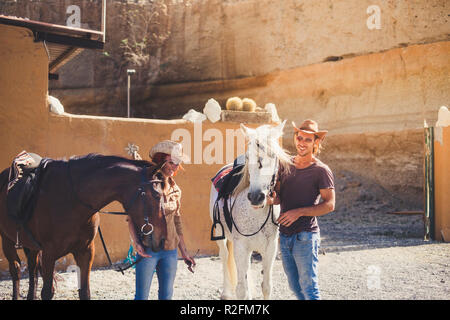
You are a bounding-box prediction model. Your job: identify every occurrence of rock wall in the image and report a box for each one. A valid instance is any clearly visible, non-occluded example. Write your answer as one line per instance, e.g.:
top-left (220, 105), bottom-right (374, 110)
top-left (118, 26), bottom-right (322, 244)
top-left (319, 129), bottom-right (425, 209)
top-left (2, 0), bottom-right (448, 118)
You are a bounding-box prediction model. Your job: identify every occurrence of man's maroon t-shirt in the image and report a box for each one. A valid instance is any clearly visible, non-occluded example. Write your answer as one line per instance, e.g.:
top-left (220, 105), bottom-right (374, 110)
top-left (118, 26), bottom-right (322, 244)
top-left (278, 159), bottom-right (334, 235)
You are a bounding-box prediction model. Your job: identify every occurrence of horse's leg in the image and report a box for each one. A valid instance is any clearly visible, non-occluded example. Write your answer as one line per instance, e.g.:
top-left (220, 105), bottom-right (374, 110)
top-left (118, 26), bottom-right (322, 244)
top-left (261, 237), bottom-right (277, 300)
top-left (234, 241), bottom-right (252, 300)
top-left (73, 242), bottom-right (95, 300)
top-left (210, 185), bottom-right (237, 299)
top-left (40, 252), bottom-right (55, 300)
top-left (217, 238), bottom-right (236, 299)
top-left (226, 240), bottom-right (237, 294)
top-left (23, 247), bottom-right (40, 300)
top-left (1, 234), bottom-right (21, 299)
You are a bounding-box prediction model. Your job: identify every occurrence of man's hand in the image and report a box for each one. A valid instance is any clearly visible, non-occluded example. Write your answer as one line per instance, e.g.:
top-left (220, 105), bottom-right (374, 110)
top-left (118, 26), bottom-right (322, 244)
top-left (277, 209), bottom-right (303, 227)
top-left (266, 191), bottom-right (280, 205)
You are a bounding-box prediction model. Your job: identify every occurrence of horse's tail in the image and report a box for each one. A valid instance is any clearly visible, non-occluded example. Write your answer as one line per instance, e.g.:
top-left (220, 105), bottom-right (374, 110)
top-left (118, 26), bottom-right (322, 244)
top-left (226, 240), bottom-right (237, 289)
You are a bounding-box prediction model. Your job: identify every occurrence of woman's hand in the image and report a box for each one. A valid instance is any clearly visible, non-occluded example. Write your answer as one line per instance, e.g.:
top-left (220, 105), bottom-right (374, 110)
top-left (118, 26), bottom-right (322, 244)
top-left (183, 255), bottom-right (196, 273)
top-left (127, 216), bottom-right (151, 258)
top-left (135, 242), bottom-right (151, 258)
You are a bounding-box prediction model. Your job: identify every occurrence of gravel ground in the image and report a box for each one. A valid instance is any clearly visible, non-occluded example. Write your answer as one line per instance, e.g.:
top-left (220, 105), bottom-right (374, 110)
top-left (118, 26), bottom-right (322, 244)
top-left (1, 241), bottom-right (448, 300)
top-left (1, 170), bottom-right (449, 300)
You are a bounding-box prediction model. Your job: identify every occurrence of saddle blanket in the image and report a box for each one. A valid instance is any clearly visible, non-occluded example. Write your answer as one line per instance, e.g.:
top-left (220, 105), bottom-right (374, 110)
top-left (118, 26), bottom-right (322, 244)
top-left (212, 165), bottom-right (233, 192)
top-left (211, 154), bottom-right (245, 198)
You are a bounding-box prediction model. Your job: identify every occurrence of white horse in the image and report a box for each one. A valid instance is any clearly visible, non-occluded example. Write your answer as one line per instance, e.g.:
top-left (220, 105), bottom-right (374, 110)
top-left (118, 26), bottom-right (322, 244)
top-left (209, 121), bottom-right (292, 299)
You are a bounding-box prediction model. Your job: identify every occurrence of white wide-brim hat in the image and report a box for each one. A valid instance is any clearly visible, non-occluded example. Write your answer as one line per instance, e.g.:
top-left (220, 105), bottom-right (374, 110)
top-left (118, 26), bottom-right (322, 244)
top-left (149, 140), bottom-right (189, 164)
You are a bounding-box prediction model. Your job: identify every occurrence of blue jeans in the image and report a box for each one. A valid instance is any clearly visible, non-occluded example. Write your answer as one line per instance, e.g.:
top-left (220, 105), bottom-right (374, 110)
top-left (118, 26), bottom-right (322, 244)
top-left (134, 248), bottom-right (178, 300)
top-left (280, 232), bottom-right (321, 300)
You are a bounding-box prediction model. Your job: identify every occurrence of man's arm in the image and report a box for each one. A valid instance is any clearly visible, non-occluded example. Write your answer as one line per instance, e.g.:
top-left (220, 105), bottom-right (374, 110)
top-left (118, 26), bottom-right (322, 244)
top-left (277, 188), bottom-right (335, 227)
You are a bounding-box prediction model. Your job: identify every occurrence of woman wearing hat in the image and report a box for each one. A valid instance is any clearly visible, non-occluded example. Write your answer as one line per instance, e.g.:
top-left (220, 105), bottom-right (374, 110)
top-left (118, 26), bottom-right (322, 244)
top-left (268, 120), bottom-right (335, 300)
top-left (127, 140), bottom-right (196, 300)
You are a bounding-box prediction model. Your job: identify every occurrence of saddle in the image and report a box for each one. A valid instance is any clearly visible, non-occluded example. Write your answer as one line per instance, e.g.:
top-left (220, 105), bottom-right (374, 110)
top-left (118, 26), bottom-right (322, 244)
top-left (210, 155), bottom-right (245, 241)
top-left (6, 151), bottom-right (51, 248)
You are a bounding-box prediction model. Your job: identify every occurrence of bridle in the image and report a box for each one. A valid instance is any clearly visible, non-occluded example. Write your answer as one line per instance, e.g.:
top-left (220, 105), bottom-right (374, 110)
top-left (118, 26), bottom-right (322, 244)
top-left (66, 160), bottom-right (164, 272)
top-left (229, 154), bottom-right (280, 238)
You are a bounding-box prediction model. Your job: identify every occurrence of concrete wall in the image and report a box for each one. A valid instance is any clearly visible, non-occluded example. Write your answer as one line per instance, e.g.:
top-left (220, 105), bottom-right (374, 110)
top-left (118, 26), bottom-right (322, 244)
top-left (0, 25), bottom-right (49, 160)
top-left (434, 110), bottom-right (450, 242)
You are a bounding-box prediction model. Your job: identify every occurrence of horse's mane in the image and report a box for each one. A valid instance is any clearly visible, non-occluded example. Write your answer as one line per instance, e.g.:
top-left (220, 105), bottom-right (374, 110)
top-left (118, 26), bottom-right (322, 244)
top-left (233, 132), bottom-right (292, 196)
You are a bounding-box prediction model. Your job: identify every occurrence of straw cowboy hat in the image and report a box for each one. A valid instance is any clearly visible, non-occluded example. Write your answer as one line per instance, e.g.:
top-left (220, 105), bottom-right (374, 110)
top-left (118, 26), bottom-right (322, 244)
top-left (149, 140), bottom-right (189, 164)
top-left (292, 119), bottom-right (328, 140)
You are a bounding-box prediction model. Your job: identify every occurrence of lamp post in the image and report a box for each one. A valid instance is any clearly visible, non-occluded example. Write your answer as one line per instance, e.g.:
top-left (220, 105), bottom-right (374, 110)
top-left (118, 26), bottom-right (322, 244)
top-left (127, 69), bottom-right (136, 118)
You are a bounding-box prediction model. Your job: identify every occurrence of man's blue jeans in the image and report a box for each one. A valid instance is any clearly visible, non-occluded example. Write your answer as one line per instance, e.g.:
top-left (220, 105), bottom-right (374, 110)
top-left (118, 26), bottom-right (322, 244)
top-left (279, 231), bottom-right (321, 300)
top-left (134, 248), bottom-right (178, 300)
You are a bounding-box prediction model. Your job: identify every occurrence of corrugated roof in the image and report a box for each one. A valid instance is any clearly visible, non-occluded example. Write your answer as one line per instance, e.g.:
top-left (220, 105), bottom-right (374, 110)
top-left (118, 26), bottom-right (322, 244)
top-left (0, 14), bottom-right (104, 77)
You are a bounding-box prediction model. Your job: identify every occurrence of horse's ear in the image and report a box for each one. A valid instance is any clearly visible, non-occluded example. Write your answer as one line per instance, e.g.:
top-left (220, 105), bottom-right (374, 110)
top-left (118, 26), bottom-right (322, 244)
top-left (240, 123), bottom-right (253, 139)
top-left (271, 120), bottom-right (286, 139)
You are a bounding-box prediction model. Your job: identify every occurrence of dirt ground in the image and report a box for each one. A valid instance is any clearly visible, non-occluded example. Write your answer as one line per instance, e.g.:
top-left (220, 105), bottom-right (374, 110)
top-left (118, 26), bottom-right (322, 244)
top-left (1, 170), bottom-right (449, 300)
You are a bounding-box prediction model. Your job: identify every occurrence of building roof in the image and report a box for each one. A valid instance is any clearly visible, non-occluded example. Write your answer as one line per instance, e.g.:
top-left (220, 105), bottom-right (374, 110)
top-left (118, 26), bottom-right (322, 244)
top-left (0, 14), bottom-right (104, 78)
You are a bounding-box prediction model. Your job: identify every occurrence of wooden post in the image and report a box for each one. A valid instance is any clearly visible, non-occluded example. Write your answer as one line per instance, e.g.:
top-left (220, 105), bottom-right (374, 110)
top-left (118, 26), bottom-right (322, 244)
top-left (424, 126), bottom-right (435, 240)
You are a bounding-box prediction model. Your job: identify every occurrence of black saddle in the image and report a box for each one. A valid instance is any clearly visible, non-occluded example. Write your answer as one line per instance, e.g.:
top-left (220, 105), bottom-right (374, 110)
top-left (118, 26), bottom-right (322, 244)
top-left (6, 152), bottom-right (51, 228)
top-left (210, 155), bottom-right (245, 241)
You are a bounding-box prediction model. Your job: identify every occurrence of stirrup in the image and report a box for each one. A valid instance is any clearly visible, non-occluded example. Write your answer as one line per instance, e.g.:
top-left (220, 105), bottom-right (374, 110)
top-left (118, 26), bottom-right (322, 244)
top-left (211, 221), bottom-right (225, 241)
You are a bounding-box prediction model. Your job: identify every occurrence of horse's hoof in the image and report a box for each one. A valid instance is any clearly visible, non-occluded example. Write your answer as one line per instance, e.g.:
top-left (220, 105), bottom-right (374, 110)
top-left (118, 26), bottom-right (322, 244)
top-left (220, 293), bottom-right (234, 300)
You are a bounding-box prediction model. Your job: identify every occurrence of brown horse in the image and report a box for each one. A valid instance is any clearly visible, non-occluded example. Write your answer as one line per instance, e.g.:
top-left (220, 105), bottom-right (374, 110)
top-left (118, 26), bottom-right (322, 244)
top-left (0, 154), bottom-right (166, 300)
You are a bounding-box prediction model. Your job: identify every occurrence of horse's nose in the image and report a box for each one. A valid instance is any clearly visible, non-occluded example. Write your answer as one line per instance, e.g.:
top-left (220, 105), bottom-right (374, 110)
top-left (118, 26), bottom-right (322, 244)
top-left (256, 192), bottom-right (265, 203)
top-left (248, 192), bottom-right (265, 206)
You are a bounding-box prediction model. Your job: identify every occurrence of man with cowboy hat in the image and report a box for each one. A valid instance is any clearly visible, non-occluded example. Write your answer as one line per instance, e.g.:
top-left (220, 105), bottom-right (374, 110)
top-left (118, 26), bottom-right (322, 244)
top-left (268, 119), bottom-right (335, 300)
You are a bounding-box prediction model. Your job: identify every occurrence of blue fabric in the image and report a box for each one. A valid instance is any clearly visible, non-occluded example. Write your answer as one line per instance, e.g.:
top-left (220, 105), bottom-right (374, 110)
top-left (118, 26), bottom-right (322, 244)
top-left (134, 247), bottom-right (178, 300)
top-left (280, 231), bottom-right (321, 300)
top-left (123, 244), bottom-right (137, 269)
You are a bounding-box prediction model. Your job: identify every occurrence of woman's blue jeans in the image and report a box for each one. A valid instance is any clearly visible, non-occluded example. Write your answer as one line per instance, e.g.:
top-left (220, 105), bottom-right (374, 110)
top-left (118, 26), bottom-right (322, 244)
top-left (279, 231), bottom-right (321, 300)
top-left (134, 247), bottom-right (178, 300)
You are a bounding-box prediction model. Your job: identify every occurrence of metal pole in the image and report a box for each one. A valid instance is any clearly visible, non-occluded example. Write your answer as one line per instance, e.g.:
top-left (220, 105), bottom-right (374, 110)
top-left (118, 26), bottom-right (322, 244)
top-left (127, 74), bottom-right (130, 118)
top-left (126, 69), bottom-right (135, 118)
top-left (101, 0), bottom-right (106, 43)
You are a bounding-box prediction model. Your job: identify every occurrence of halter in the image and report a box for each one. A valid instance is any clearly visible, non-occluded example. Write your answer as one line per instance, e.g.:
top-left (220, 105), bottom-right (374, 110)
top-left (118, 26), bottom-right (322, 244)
top-left (135, 169), bottom-right (161, 238)
top-left (66, 160), bottom-right (165, 271)
top-left (229, 158), bottom-right (280, 238)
